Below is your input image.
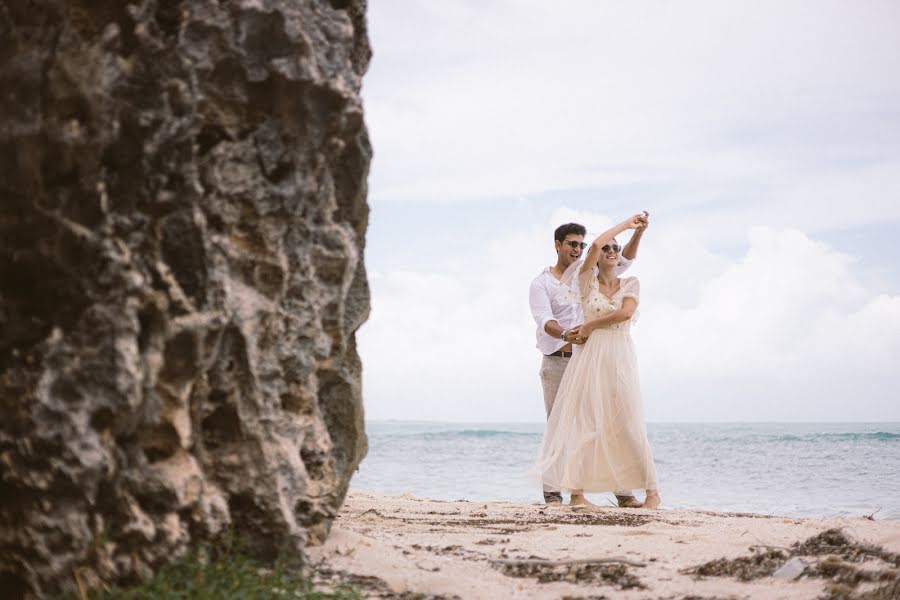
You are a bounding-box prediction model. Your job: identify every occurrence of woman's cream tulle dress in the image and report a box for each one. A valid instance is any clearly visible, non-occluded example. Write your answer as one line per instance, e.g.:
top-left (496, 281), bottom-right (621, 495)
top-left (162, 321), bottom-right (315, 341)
top-left (536, 263), bottom-right (658, 493)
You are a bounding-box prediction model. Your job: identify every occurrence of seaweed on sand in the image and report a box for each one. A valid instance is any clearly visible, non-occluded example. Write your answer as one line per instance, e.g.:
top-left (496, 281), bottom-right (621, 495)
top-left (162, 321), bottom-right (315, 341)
top-left (682, 528), bottom-right (900, 599)
top-left (682, 548), bottom-right (789, 581)
top-left (493, 557), bottom-right (645, 590)
top-left (794, 529), bottom-right (900, 566)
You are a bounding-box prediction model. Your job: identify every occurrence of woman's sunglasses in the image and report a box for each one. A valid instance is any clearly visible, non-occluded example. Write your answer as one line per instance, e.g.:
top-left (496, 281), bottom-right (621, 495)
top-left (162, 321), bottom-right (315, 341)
top-left (601, 244), bottom-right (622, 253)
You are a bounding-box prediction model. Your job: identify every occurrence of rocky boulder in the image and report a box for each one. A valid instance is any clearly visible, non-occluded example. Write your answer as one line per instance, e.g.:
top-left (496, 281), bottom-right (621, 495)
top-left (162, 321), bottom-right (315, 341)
top-left (0, 0), bottom-right (371, 596)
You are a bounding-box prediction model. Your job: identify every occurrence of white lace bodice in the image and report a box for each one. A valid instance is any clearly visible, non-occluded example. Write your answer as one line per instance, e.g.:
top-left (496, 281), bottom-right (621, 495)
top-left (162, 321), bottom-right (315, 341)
top-left (556, 260), bottom-right (641, 331)
top-left (582, 274), bottom-right (640, 331)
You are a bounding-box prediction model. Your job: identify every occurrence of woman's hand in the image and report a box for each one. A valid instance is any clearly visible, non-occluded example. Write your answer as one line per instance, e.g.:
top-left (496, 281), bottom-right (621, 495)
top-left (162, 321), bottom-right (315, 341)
top-left (576, 323), bottom-right (593, 343)
top-left (563, 326), bottom-right (584, 345)
top-left (636, 210), bottom-right (649, 229)
top-left (626, 211), bottom-right (648, 229)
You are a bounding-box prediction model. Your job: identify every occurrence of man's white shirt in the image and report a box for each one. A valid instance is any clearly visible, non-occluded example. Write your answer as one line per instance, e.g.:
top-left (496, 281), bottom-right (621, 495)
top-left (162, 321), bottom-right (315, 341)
top-left (529, 257), bottom-right (633, 355)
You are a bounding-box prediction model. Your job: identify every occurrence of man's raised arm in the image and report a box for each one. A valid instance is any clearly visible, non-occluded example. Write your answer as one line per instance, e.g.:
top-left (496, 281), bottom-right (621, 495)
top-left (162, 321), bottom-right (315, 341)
top-left (621, 211), bottom-right (649, 260)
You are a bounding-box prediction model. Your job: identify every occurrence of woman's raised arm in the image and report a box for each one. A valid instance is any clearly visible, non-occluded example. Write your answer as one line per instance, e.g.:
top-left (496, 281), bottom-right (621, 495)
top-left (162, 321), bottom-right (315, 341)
top-left (581, 213), bottom-right (646, 270)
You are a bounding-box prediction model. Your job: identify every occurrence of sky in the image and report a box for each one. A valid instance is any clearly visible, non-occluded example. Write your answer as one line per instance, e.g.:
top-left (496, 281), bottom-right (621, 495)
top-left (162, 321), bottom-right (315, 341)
top-left (355, 0), bottom-right (900, 423)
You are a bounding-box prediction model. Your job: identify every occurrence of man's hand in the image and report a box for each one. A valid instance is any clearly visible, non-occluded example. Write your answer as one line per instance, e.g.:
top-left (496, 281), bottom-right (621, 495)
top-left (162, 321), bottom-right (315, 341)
top-left (564, 326), bottom-right (585, 345)
top-left (625, 213), bottom-right (645, 229)
top-left (570, 324), bottom-right (591, 344)
top-left (636, 210), bottom-right (650, 229)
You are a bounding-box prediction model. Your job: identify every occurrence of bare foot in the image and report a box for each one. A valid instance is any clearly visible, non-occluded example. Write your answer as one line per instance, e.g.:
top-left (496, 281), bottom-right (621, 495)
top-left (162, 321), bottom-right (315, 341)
top-left (569, 494), bottom-right (596, 507)
top-left (643, 492), bottom-right (661, 509)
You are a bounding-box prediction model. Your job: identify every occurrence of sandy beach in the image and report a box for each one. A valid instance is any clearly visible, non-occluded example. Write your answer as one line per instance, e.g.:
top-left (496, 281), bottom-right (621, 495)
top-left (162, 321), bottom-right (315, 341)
top-left (309, 491), bottom-right (900, 599)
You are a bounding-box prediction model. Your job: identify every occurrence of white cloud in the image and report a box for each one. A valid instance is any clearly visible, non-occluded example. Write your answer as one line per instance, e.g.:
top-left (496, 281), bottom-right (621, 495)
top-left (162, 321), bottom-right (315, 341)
top-left (358, 213), bottom-right (900, 422)
top-left (365, 0), bottom-right (900, 209)
top-left (357, 1), bottom-right (900, 423)
top-left (637, 227), bottom-right (886, 379)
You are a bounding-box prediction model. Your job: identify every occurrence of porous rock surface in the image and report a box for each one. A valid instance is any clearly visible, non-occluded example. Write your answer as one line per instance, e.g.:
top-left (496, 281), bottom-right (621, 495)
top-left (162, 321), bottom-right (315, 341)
top-left (0, 0), bottom-right (371, 596)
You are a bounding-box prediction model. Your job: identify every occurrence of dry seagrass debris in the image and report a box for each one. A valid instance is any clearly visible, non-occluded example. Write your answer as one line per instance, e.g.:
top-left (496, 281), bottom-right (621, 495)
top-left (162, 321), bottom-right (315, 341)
top-left (682, 527), bottom-right (900, 593)
top-left (815, 556), bottom-right (898, 586)
top-left (421, 511), bottom-right (653, 531)
top-left (474, 537), bottom-right (510, 546)
top-left (682, 548), bottom-right (789, 581)
top-left (313, 566), bottom-right (460, 600)
top-left (793, 529), bottom-right (900, 566)
top-left (822, 578), bottom-right (900, 600)
top-left (493, 557), bottom-right (645, 589)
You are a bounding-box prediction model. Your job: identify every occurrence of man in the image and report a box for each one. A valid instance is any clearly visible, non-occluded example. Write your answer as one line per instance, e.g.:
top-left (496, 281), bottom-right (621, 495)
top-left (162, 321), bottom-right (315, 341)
top-left (529, 214), bottom-right (648, 505)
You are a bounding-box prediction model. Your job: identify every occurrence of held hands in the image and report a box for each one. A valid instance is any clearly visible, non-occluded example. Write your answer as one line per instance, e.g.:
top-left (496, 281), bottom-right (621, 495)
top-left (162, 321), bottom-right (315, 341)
top-left (564, 325), bottom-right (587, 345)
top-left (565, 324), bottom-right (591, 345)
top-left (637, 210), bottom-right (649, 229)
top-left (626, 210), bottom-right (650, 230)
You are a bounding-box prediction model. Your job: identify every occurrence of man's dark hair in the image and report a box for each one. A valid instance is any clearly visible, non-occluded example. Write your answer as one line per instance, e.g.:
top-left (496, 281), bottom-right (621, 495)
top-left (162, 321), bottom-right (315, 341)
top-left (554, 223), bottom-right (587, 243)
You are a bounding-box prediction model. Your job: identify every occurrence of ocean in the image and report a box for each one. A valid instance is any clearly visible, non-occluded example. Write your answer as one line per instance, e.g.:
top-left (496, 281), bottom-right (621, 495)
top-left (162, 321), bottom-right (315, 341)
top-left (350, 421), bottom-right (900, 520)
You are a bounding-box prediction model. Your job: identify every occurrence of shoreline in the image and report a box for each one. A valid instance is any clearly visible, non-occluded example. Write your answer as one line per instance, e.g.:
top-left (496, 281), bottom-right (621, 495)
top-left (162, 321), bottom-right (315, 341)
top-left (310, 491), bottom-right (900, 599)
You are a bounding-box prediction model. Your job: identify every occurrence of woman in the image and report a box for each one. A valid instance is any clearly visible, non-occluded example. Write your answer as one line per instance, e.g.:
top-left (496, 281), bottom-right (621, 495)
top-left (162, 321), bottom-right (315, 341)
top-left (535, 213), bottom-right (661, 509)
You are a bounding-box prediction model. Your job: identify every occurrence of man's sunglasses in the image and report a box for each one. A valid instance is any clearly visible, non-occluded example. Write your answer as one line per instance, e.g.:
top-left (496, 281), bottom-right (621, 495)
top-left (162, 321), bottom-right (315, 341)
top-left (562, 240), bottom-right (587, 250)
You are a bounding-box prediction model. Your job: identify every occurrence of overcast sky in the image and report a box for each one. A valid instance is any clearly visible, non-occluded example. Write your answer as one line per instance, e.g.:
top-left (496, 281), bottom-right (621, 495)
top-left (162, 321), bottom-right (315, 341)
top-left (356, 0), bottom-right (900, 423)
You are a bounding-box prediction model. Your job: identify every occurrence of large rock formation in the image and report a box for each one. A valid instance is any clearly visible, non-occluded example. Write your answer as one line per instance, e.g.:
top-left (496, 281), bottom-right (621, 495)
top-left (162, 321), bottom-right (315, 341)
top-left (0, 0), bottom-right (371, 596)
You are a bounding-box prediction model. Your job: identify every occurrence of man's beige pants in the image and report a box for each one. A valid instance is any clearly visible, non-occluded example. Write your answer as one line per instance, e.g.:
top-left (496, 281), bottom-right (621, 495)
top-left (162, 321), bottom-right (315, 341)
top-left (539, 355), bottom-right (569, 417)
top-left (539, 354), bottom-right (632, 499)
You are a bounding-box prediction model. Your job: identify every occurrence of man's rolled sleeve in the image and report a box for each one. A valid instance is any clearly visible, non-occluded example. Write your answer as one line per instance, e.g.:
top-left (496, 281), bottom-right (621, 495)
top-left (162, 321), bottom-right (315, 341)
top-left (529, 280), bottom-right (556, 334)
top-left (615, 255), bottom-right (634, 276)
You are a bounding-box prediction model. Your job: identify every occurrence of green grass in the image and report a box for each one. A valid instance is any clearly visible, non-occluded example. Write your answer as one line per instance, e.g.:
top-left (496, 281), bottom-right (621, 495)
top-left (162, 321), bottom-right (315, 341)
top-left (74, 542), bottom-right (361, 600)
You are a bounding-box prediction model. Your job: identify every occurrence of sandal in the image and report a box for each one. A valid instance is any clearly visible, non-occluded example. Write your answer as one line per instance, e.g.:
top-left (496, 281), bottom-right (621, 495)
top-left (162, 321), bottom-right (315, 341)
top-left (617, 496), bottom-right (643, 508)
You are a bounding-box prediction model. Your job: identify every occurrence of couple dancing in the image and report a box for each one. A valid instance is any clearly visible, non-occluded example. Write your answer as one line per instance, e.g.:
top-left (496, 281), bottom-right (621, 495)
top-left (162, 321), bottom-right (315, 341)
top-left (529, 212), bottom-right (660, 509)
